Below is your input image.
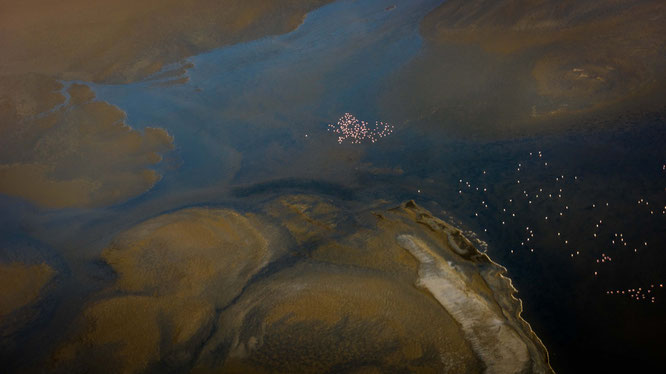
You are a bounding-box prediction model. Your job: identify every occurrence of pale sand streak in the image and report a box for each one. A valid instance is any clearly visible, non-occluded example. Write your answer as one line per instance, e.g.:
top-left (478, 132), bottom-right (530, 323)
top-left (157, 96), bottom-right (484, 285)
top-left (397, 234), bottom-right (529, 374)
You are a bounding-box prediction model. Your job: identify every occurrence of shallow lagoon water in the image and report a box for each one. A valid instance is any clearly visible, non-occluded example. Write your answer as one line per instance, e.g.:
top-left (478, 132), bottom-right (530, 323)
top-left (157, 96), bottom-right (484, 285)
top-left (88, 0), bottom-right (437, 195)
top-left (3, 0), bottom-right (665, 372)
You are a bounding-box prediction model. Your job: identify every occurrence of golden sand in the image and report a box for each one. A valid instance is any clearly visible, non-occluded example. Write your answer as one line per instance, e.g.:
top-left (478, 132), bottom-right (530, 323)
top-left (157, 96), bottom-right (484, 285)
top-left (53, 207), bottom-right (278, 372)
top-left (0, 262), bottom-right (55, 320)
top-left (50, 197), bottom-right (552, 373)
top-left (0, 76), bottom-right (174, 208)
top-left (198, 262), bottom-right (482, 373)
top-left (103, 208), bottom-right (272, 305)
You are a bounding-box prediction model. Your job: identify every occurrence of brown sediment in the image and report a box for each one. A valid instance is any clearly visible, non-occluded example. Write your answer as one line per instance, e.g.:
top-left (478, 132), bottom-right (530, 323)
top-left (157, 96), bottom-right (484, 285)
top-left (263, 194), bottom-right (341, 244)
top-left (50, 195), bottom-right (553, 373)
top-left (101, 208), bottom-right (276, 306)
top-left (0, 74), bottom-right (65, 119)
top-left (0, 75), bottom-right (174, 209)
top-left (383, 0), bottom-right (665, 137)
top-left (0, 260), bottom-right (56, 356)
top-left (450, 0), bottom-right (665, 112)
top-left (197, 262), bottom-right (483, 373)
top-left (0, 262), bottom-right (55, 321)
top-left (66, 84), bottom-right (96, 105)
top-left (52, 294), bottom-right (217, 374)
top-left (51, 207), bottom-right (282, 373)
top-left (0, 0), bottom-right (333, 84)
top-left (0, 0), bottom-right (333, 209)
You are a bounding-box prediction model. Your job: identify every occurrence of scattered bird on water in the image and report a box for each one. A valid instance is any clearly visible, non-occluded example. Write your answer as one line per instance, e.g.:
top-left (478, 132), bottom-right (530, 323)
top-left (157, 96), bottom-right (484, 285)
top-left (455, 150), bottom-right (665, 304)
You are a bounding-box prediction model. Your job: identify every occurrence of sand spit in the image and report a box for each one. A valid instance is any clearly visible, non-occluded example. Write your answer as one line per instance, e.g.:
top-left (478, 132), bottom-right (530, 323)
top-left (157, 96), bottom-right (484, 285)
top-left (395, 201), bottom-right (554, 373)
top-left (399, 234), bottom-right (530, 373)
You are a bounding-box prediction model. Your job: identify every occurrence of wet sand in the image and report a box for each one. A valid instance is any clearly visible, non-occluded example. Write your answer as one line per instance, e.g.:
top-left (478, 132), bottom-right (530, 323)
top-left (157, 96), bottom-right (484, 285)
top-left (48, 197), bottom-right (552, 373)
top-left (381, 0), bottom-right (666, 138)
top-left (0, 78), bottom-right (174, 208)
top-left (1, 1), bottom-right (664, 372)
top-left (0, 0), bottom-right (333, 209)
top-left (1, 0), bottom-right (333, 83)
